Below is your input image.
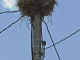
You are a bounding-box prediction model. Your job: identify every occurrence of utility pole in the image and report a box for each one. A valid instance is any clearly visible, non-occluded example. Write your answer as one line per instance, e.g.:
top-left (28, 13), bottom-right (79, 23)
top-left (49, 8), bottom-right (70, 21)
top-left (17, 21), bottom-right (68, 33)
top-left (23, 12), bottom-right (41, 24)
top-left (31, 11), bottom-right (46, 60)
top-left (33, 11), bottom-right (41, 60)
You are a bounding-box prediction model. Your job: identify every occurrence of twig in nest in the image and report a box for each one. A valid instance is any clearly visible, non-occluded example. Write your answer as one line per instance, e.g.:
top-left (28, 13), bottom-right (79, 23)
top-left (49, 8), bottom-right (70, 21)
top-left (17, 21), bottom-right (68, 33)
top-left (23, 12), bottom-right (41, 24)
top-left (20, 16), bottom-right (31, 30)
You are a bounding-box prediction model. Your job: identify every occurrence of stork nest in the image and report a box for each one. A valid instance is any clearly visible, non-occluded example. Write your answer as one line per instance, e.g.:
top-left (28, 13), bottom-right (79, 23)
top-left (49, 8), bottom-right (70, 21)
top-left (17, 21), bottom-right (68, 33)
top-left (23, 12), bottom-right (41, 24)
top-left (17, 0), bottom-right (57, 18)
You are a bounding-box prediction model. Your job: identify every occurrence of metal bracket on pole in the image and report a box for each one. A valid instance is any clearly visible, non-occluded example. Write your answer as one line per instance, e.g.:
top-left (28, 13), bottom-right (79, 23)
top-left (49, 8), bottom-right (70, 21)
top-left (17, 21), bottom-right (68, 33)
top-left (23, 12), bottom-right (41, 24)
top-left (42, 41), bottom-right (46, 45)
top-left (41, 41), bottom-right (46, 57)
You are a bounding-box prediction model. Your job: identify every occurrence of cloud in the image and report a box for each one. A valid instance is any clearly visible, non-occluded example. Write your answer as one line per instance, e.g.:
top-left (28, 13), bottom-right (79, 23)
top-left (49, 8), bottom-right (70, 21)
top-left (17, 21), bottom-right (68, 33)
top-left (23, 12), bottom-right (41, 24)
top-left (1, 0), bottom-right (18, 10)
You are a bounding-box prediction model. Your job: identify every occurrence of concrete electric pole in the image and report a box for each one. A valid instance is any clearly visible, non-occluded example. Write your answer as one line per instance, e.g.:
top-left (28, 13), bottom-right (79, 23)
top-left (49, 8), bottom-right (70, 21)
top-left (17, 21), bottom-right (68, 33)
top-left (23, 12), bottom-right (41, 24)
top-left (31, 11), bottom-right (46, 60)
top-left (33, 11), bottom-right (41, 60)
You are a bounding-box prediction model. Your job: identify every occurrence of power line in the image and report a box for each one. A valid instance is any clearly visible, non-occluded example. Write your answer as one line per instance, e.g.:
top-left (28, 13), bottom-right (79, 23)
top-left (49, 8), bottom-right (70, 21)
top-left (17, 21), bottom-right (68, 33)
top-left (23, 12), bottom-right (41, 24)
top-left (45, 29), bottom-right (80, 49)
top-left (43, 21), bottom-right (61, 60)
top-left (0, 11), bottom-right (19, 14)
top-left (0, 15), bottom-right (24, 33)
top-left (31, 21), bottom-right (34, 60)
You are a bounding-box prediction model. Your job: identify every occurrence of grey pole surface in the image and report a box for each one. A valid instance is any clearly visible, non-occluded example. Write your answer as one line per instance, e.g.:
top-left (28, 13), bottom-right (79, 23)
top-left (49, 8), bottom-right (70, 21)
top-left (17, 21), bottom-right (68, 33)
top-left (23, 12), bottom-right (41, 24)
top-left (33, 11), bottom-right (41, 60)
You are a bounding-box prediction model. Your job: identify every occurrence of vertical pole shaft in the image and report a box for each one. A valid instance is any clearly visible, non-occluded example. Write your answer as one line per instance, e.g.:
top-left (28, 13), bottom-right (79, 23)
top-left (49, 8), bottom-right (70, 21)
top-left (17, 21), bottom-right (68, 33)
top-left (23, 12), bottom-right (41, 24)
top-left (33, 11), bottom-right (41, 60)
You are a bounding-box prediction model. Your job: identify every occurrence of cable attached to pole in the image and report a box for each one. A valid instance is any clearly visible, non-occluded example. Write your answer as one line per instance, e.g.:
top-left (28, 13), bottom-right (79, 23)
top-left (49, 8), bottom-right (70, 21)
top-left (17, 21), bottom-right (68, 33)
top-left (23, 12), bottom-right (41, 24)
top-left (43, 21), bottom-right (61, 60)
top-left (45, 29), bottom-right (80, 49)
top-left (31, 15), bottom-right (34, 60)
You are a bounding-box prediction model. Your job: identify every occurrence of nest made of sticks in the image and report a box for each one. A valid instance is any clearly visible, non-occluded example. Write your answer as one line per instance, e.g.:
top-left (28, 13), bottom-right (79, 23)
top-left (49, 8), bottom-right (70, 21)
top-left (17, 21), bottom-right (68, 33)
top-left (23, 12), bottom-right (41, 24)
top-left (17, 0), bottom-right (57, 18)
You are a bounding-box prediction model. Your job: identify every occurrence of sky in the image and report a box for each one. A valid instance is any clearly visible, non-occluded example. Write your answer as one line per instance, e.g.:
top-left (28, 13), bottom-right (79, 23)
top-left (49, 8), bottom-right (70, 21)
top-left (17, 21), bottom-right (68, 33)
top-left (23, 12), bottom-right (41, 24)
top-left (0, 0), bottom-right (80, 60)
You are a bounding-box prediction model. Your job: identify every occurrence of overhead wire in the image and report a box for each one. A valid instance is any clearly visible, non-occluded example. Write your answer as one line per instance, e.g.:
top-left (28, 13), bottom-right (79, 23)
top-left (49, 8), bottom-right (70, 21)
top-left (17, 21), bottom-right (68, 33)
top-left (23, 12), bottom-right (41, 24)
top-left (0, 15), bottom-right (24, 33)
top-left (0, 11), bottom-right (19, 14)
top-left (45, 29), bottom-right (80, 49)
top-left (41, 18), bottom-right (45, 60)
top-left (31, 16), bottom-right (34, 60)
top-left (31, 22), bottom-right (34, 60)
top-left (43, 21), bottom-right (61, 60)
